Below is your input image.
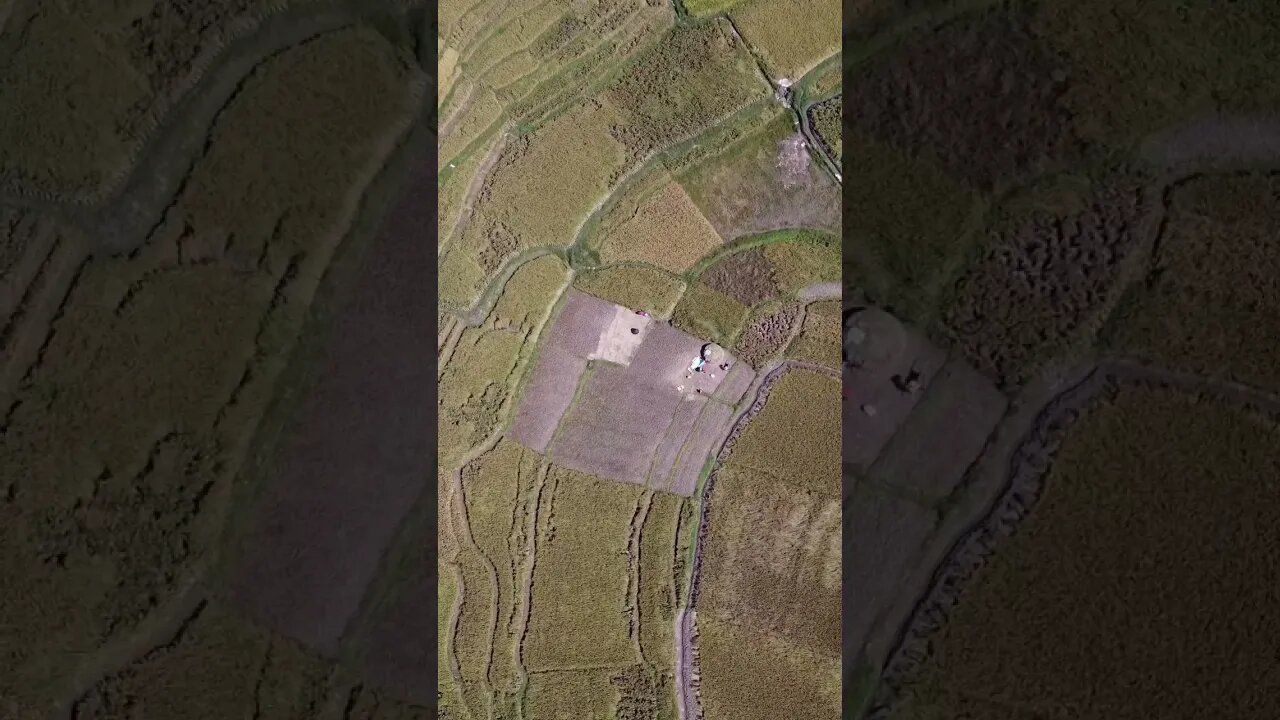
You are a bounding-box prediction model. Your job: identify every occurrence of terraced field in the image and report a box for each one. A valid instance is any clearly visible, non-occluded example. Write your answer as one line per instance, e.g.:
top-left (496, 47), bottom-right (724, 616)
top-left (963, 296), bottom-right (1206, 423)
top-left (438, 0), bottom-right (841, 716)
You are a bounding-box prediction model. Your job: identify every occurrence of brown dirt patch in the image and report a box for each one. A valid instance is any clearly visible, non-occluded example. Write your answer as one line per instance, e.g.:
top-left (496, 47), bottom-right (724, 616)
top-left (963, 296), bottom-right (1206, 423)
top-left (700, 248), bottom-right (779, 306)
top-left (846, 7), bottom-right (1083, 190)
top-left (733, 302), bottom-right (800, 369)
top-left (478, 220), bottom-right (519, 274)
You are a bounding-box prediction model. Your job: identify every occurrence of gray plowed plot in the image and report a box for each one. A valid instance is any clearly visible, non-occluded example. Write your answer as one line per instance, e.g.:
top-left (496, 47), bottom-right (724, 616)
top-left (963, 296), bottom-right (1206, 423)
top-left (226, 147), bottom-right (434, 655)
top-left (845, 482), bottom-right (937, 663)
top-left (867, 358), bottom-right (1007, 503)
top-left (509, 345), bottom-right (588, 453)
top-left (540, 287), bottom-right (617, 358)
top-left (844, 329), bottom-right (947, 472)
top-left (668, 401), bottom-right (732, 496)
top-left (550, 362), bottom-right (684, 486)
top-left (712, 361), bottom-right (755, 405)
top-left (650, 395), bottom-right (709, 490)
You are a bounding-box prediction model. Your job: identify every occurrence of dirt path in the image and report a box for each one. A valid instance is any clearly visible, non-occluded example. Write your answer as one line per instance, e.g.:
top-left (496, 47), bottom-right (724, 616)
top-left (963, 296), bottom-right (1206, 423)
top-left (441, 127), bottom-right (510, 258)
top-left (1140, 112), bottom-right (1280, 173)
top-left (510, 462), bottom-right (549, 720)
top-left (797, 280), bottom-right (840, 303)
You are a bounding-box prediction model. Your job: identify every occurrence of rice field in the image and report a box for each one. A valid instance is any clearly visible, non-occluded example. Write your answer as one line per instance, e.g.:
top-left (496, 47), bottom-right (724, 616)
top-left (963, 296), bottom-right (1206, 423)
top-left (490, 253), bottom-right (571, 332)
top-left (724, 368), bottom-right (840, 496)
top-left (573, 264), bottom-right (688, 318)
top-left (698, 615), bottom-right (841, 720)
top-left (731, 0), bottom-right (841, 79)
top-left (671, 281), bottom-right (751, 347)
top-left (785, 299), bottom-right (841, 368)
top-left (759, 230), bottom-right (841, 295)
top-left (597, 178), bottom-right (724, 274)
top-left (887, 385), bottom-right (1280, 719)
top-left (524, 467), bottom-right (641, 671)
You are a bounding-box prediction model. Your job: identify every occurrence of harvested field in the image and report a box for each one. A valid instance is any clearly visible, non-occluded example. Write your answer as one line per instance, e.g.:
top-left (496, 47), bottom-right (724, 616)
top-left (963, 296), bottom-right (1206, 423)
top-left (605, 20), bottom-right (767, 162)
top-left (731, 0), bottom-right (840, 79)
top-left (536, 288), bottom-right (619, 359)
top-left (733, 301), bottom-right (800, 369)
top-left (843, 312), bottom-right (948, 472)
top-left (490, 254), bottom-right (570, 332)
top-left (666, 401), bottom-right (733, 496)
top-left (698, 615), bottom-right (840, 720)
top-left (842, 127), bottom-right (977, 323)
top-left (1104, 173), bottom-right (1280, 393)
top-left (846, 6), bottom-right (1083, 191)
top-left (941, 177), bottom-right (1156, 388)
top-left (678, 114), bottom-right (840, 242)
top-left (524, 467), bottom-right (639, 670)
top-left (726, 368), bottom-right (840, 496)
top-left (884, 385), bottom-right (1280, 719)
top-left (1034, 0), bottom-right (1280, 149)
top-left (671, 281), bottom-right (750, 347)
top-left (785, 300), bottom-right (841, 369)
top-left (711, 360), bottom-right (755, 406)
top-left (844, 482), bottom-right (937, 663)
top-left (699, 466), bottom-right (840, 652)
top-left (597, 180), bottom-right (723, 274)
top-left (648, 396), bottom-right (710, 492)
top-left (71, 601), bottom-right (330, 720)
top-left (574, 265), bottom-right (686, 318)
top-left (866, 358), bottom-right (1006, 503)
top-left (509, 346), bottom-right (589, 454)
top-left (698, 248), bottom-right (778, 306)
top-left (807, 95), bottom-right (841, 163)
top-left (550, 361), bottom-right (684, 485)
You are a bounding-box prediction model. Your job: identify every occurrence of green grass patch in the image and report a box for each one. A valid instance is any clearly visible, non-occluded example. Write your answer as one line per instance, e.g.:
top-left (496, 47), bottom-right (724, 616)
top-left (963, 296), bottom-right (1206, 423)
top-left (672, 281), bottom-right (751, 346)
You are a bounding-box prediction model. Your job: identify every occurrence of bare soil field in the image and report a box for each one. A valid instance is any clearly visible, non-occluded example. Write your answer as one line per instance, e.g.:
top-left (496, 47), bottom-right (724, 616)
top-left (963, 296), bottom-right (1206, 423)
top-left (865, 357), bottom-right (1006, 503)
top-left (509, 345), bottom-right (590, 453)
top-left (666, 401), bottom-right (733, 497)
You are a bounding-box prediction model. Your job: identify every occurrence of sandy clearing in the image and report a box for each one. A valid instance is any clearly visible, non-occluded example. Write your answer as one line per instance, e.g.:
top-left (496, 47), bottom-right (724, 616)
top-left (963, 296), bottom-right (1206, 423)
top-left (509, 346), bottom-right (589, 454)
top-left (589, 305), bottom-right (651, 364)
top-left (539, 287), bottom-right (617, 358)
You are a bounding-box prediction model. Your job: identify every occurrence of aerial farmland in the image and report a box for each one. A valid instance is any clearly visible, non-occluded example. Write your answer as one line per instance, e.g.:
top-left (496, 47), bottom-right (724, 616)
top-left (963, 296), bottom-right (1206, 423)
top-left (437, 0), bottom-right (841, 716)
top-left (845, 3), bottom-right (1280, 720)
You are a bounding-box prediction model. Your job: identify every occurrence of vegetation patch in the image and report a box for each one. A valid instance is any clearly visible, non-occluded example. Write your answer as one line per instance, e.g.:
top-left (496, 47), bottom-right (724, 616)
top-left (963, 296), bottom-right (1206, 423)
top-left (699, 615), bottom-right (840, 720)
top-left (597, 178), bottom-right (724, 274)
top-left (526, 669), bottom-right (620, 719)
top-left (731, 0), bottom-right (841, 79)
top-left (698, 248), bottom-right (778, 306)
top-left (843, 128), bottom-right (978, 324)
top-left (574, 264), bottom-right (687, 318)
top-left (438, 327), bottom-right (526, 464)
top-left (678, 113), bottom-right (839, 242)
top-left (1034, 0), bottom-right (1280, 149)
top-left (72, 602), bottom-right (330, 720)
top-left (524, 466), bottom-right (640, 671)
top-left (490, 253), bottom-right (571, 332)
top-left (759, 230), bottom-right (840, 296)
top-left (888, 386), bottom-right (1280, 719)
top-left (725, 368), bottom-right (840, 496)
top-left (639, 493), bottom-right (680, 669)
top-left (605, 20), bottom-right (767, 162)
top-left (941, 176), bottom-right (1153, 388)
top-left (807, 95), bottom-right (841, 163)
top-left (846, 6), bottom-right (1083, 191)
top-left (1105, 173), bottom-right (1280, 393)
top-left (785, 300), bottom-right (841, 369)
top-left (671, 281), bottom-right (750, 347)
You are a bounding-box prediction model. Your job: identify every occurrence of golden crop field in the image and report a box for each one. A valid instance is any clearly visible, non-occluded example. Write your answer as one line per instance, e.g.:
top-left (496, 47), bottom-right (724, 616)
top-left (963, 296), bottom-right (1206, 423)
top-left (639, 492), bottom-right (681, 669)
top-left (491, 253), bottom-right (572, 332)
top-left (597, 179), bottom-right (724, 274)
top-left (573, 264), bottom-right (688, 318)
top-left (760, 231), bottom-right (841, 295)
top-left (526, 669), bottom-right (619, 720)
top-left (523, 466), bottom-right (640, 671)
top-left (699, 615), bottom-right (841, 720)
top-left (892, 386), bottom-right (1280, 718)
top-left (726, 368), bottom-right (840, 496)
top-left (438, 327), bottom-right (527, 466)
top-left (671, 280), bottom-right (751, 347)
top-left (439, 84), bottom-right (505, 165)
top-left (786, 299), bottom-right (842, 369)
top-left (731, 0), bottom-right (841, 79)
